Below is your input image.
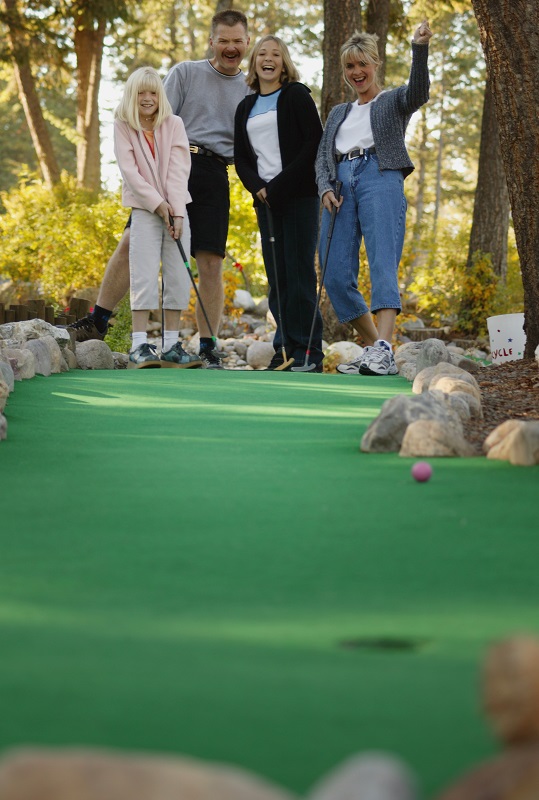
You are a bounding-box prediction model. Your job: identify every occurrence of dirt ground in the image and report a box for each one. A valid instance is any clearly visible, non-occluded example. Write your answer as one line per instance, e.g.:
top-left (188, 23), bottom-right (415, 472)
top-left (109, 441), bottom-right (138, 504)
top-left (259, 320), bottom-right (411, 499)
top-left (462, 358), bottom-right (539, 455)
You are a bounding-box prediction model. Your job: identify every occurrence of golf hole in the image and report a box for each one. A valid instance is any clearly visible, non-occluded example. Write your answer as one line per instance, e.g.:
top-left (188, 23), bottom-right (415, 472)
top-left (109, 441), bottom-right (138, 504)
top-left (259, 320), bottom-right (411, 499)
top-left (338, 636), bottom-right (429, 652)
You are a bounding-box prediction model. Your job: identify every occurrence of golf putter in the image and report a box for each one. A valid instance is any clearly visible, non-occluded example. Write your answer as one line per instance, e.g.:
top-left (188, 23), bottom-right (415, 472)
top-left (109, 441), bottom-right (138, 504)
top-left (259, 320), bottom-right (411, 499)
top-left (170, 217), bottom-right (217, 348)
top-left (265, 206), bottom-right (294, 371)
top-left (292, 180), bottom-right (343, 372)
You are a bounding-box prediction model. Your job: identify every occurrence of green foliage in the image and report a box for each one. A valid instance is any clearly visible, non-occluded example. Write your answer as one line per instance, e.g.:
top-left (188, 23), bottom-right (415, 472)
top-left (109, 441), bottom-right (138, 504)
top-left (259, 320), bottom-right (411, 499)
top-left (104, 293), bottom-right (132, 353)
top-left (0, 172), bottom-right (126, 307)
top-left (458, 250), bottom-right (498, 336)
top-left (227, 167), bottom-right (267, 296)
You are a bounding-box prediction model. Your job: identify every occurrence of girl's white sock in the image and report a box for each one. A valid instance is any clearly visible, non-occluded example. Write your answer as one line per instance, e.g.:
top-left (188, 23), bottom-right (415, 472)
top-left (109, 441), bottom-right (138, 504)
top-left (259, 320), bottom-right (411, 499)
top-left (162, 330), bottom-right (179, 351)
top-left (131, 331), bottom-right (147, 351)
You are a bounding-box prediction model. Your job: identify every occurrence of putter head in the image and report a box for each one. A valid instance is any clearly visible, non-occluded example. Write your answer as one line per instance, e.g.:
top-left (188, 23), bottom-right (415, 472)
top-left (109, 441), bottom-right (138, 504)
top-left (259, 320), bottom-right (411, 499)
top-left (291, 362), bottom-right (317, 372)
top-left (274, 357), bottom-right (295, 371)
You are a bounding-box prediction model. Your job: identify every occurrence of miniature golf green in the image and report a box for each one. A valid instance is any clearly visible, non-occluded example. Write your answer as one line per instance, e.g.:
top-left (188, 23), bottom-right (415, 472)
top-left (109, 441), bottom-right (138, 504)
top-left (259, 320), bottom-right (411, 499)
top-left (0, 369), bottom-right (537, 796)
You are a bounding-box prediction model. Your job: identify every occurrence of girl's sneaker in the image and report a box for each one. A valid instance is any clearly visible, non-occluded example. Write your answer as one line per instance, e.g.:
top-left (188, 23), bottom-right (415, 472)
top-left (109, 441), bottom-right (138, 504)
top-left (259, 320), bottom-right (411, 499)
top-left (336, 346), bottom-right (373, 375)
top-left (128, 342), bottom-right (161, 369)
top-left (359, 340), bottom-right (398, 375)
top-left (160, 342), bottom-right (202, 368)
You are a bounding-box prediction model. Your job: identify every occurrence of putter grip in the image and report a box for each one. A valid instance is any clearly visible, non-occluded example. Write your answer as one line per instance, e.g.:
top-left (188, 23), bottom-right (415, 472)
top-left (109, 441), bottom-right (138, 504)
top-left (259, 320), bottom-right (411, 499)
top-left (327, 180), bottom-right (343, 237)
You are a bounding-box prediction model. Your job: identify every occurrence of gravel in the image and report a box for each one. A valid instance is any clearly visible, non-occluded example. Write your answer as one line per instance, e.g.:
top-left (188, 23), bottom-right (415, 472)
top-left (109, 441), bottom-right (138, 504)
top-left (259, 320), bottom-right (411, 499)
top-left (463, 359), bottom-right (539, 455)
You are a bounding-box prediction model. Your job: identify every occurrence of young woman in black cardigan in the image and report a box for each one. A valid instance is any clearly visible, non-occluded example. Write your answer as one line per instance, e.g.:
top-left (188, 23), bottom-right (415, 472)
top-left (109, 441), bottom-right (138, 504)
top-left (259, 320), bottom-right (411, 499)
top-left (234, 35), bottom-right (324, 371)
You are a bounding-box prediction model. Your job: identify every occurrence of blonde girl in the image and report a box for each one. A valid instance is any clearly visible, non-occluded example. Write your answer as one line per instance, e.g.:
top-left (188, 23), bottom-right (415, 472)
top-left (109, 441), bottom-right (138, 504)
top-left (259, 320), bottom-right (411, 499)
top-left (114, 66), bottom-right (201, 368)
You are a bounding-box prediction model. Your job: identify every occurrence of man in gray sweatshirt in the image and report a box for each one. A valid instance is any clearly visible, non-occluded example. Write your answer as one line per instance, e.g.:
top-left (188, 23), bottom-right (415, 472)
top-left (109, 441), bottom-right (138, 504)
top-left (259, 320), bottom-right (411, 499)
top-left (70, 9), bottom-right (250, 369)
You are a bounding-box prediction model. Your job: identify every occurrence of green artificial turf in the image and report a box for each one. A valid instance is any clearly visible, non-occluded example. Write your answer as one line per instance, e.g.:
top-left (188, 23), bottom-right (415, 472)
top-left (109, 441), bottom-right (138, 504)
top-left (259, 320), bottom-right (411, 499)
top-left (0, 369), bottom-right (538, 796)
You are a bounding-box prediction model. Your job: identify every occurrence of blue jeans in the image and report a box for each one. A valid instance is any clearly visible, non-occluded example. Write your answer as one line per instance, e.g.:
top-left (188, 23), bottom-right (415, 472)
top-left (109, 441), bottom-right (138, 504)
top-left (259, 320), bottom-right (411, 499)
top-left (320, 154), bottom-right (406, 323)
top-left (257, 196), bottom-right (323, 364)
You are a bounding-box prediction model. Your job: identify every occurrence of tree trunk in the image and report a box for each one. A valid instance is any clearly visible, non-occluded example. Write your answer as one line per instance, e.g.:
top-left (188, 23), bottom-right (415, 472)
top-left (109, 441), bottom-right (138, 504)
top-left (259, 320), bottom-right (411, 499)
top-left (321, 0), bottom-right (362, 123)
top-left (465, 75), bottom-right (510, 279)
top-left (365, 0), bottom-right (390, 85)
top-left (319, 0), bottom-right (363, 341)
top-left (3, 0), bottom-right (60, 187)
top-left (74, 12), bottom-right (105, 191)
top-left (471, 0), bottom-right (539, 357)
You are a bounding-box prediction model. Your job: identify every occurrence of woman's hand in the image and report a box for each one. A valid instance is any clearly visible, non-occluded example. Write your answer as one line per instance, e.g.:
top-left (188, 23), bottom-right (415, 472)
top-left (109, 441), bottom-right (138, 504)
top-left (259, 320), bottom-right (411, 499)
top-left (256, 187), bottom-right (268, 205)
top-left (156, 200), bottom-right (174, 235)
top-left (413, 19), bottom-right (432, 44)
top-left (173, 216), bottom-right (183, 240)
top-left (322, 190), bottom-right (343, 213)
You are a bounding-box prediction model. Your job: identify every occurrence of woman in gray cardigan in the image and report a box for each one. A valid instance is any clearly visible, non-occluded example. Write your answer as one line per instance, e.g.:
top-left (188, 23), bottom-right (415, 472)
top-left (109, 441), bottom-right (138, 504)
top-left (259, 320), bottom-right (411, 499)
top-left (315, 21), bottom-right (432, 375)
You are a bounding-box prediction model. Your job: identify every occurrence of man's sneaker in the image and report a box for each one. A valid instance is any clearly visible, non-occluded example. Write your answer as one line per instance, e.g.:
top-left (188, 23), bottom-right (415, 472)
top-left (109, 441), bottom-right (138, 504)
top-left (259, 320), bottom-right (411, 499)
top-left (128, 342), bottom-right (161, 369)
top-left (68, 315), bottom-right (108, 343)
top-left (359, 340), bottom-right (398, 376)
top-left (160, 342), bottom-right (202, 368)
top-left (336, 346), bottom-right (373, 375)
top-left (199, 347), bottom-right (224, 370)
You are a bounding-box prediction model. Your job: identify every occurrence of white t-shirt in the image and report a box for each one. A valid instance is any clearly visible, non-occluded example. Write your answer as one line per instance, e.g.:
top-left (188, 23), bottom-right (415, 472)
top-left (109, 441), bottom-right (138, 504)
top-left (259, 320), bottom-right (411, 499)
top-left (335, 93), bottom-right (384, 154)
top-left (246, 89), bottom-right (282, 181)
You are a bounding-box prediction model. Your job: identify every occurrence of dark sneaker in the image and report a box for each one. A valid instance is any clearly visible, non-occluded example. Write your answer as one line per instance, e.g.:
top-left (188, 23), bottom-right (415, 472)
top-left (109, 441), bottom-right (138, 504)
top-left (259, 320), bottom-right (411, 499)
top-left (160, 342), bottom-right (202, 368)
top-left (128, 342), bottom-right (161, 369)
top-left (199, 348), bottom-right (224, 370)
top-left (265, 351), bottom-right (293, 371)
top-left (359, 341), bottom-right (398, 376)
top-left (67, 315), bottom-right (108, 342)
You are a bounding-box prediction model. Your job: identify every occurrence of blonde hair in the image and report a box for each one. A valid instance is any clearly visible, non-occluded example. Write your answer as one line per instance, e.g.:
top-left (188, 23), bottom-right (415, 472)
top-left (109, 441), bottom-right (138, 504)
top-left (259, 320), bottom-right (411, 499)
top-left (246, 35), bottom-right (300, 92)
top-left (340, 31), bottom-right (382, 92)
top-left (115, 66), bottom-right (172, 131)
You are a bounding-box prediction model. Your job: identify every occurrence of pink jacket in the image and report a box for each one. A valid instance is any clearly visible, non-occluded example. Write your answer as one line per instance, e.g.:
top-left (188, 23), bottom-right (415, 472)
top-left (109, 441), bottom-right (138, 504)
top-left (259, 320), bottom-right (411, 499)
top-left (113, 115), bottom-right (191, 218)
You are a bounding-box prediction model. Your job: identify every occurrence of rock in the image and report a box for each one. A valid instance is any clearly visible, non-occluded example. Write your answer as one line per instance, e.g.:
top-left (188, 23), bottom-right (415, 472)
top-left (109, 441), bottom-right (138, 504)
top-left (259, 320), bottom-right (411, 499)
top-left (0, 357), bottom-right (15, 393)
top-left (449, 354), bottom-right (481, 374)
top-left (307, 752), bottom-right (419, 800)
top-left (413, 363), bottom-right (480, 395)
top-left (326, 341), bottom-right (364, 364)
top-left (0, 319), bottom-right (71, 351)
top-left (394, 341), bottom-right (422, 373)
top-left (112, 352), bottom-right (129, 369)
top-left (0, 413), bottom-right (6, 441)
top-left (429, 389), bottom-right (482, 421)
top-left (37, 335), bottom-right (63, 374)
top-left (246, 341), bottom-right (275, 369)
top-left (3, 348), bottom-right (36, 380)
top-left (483, 420), bottom-right (539, 466)
top-left (400, 419), bottom-right (476, 457)
top-left (399, 362), bottom-right (419, 382)
top-left (75, 340), bottom-right (115, 370)
top-left (233, 340), bottom-right (248, 358)
top-left (23, 339), bottom-right (52, 376)
top-left (63, 349), bottom-right (78, 370)
top-left (233, 289), bottom-right (256, 312)
top-left (0, 378), bottom-right (9, 413)
top-left (254, 297), bottom-right (269, 317)
top-left (254, 324), bottom-right (274, 338)
top-left (415, 338), bottom-right (452, 372)
top-left (0, 747), bottom-right (297, 800)
top-left (536, 343), bottom-right (539, 369)
top-left (360, 393), bottom-right (463, 453)
top-left (428, 375), bottom-right (482, 403)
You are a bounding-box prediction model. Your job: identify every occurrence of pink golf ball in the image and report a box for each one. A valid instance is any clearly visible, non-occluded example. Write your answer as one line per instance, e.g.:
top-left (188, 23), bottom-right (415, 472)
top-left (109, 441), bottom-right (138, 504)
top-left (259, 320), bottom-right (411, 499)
top-left (411, 461), bottom-right (433, 482)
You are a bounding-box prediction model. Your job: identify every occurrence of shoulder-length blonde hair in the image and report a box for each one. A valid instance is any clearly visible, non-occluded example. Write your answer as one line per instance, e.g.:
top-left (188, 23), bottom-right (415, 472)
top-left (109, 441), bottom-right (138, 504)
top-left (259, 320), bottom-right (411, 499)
top-left (246, 35), bottom-right (300, 92)
top-left (340, 31), bottom-right (382, 92)
top-left (115, 66), bottom-right (172, 131)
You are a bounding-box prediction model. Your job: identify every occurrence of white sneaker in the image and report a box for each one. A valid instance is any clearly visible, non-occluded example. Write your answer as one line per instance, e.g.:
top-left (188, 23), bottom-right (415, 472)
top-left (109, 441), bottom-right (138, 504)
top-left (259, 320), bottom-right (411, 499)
top-left (336, 346), bottom-right (373, 375)
top-left (359, 340), bottom-right (398, 376)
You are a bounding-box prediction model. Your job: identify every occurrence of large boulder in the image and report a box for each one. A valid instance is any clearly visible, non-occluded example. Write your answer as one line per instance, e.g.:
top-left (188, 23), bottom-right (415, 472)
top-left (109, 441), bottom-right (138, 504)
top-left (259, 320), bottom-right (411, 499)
top-left (23, 339), bottom-right (52, 377)
top-left (483, 420), bottom-right (539, 466)
top-left (2, 348), bottom-right (36, 381)
top-left (75, 340), bottom-right (115, 370)
top-left (307, 752), bottom-right (419, 800)
top-left (361, 393), bottom-right (463, 453)
top-left (415, 338), bottom-right (452, 372)
top-left (0, 748), bottom-right (296, 800)
top-left (400, 419), bottom-right (476, 458)
top-left (246, 341), bottom-right (274, 369)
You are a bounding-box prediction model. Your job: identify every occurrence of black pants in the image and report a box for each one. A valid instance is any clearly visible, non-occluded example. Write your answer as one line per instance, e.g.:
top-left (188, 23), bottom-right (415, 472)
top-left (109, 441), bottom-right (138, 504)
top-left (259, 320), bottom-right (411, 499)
top-left (256, 197), bottom-right (323, 365)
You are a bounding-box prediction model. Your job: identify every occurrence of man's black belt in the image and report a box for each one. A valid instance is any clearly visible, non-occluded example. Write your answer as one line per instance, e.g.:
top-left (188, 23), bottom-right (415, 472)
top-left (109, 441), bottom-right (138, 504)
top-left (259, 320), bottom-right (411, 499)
top-left (336, 147), bottom-right (376, 162)
top-left (189, 144), bottom-right (233, 166)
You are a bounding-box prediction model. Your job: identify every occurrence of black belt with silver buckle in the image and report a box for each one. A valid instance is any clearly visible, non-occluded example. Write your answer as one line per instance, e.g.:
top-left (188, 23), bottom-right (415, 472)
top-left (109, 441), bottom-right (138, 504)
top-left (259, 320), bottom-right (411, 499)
top-left (336, 147), bottom-right (376, 162)
top-left (189, 144), bottom-right (233, 166)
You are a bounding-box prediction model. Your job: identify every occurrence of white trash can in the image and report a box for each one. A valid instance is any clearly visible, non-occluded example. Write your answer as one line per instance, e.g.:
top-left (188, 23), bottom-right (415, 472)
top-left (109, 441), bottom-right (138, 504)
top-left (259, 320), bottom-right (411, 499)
top-left (486, 312), bottom-right (526, 364)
